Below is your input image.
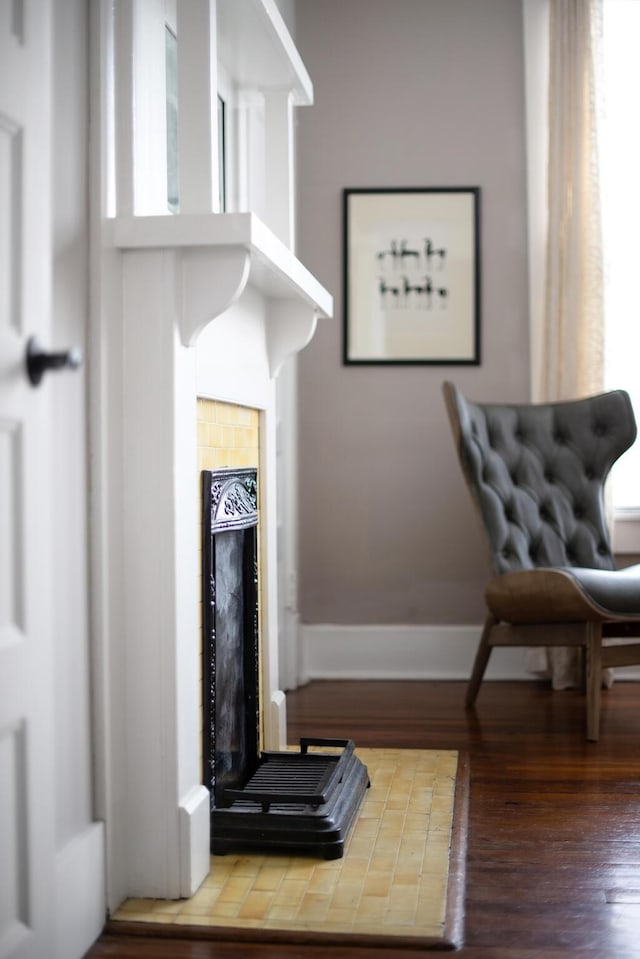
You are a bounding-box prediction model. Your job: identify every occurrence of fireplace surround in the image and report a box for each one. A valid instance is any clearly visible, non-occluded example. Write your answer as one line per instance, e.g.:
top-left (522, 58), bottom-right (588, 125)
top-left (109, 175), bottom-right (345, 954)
top-left (96, 0), bottom-right (335, 906)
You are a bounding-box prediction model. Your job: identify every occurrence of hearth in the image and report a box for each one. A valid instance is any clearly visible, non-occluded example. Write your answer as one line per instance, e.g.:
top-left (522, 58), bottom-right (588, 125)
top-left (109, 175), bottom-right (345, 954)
top-left (202, 467), bottom-right (369, 859)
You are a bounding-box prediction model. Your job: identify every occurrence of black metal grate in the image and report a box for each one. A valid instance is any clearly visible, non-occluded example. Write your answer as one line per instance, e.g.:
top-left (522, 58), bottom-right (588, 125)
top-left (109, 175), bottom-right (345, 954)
top-left (211, 737), bottom-right (370, 859)
top-left (220, 738), bottom-right (356, 812)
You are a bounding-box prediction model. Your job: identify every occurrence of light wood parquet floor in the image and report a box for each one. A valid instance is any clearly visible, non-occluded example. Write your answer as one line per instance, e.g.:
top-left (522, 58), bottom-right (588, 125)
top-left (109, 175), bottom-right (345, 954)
top-left (86, 679), bottom-right (640, 958)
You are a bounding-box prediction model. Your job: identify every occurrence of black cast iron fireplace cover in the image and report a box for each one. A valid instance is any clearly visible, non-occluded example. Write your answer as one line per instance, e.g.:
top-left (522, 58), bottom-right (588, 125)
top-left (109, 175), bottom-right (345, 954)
top-left (202, 467), bottom-right (369, 860)
top-left (211, 737), bottom-right (370, 860)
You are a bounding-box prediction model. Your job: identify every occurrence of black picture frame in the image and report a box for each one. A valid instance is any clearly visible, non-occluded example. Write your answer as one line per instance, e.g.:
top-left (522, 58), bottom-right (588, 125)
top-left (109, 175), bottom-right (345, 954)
top-left (343, 187), bottom-right (481, 366)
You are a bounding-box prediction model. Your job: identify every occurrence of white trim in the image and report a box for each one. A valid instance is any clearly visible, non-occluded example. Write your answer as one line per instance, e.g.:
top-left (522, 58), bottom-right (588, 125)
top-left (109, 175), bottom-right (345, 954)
top-left (176, 0), bottom-right (219, 214)
top-left (54, 824), bottom-right (106, 959)
top-left (299, 624), bottom-right (640, 683)
top-left (178, 785), bottom-right (210, 898)
top-left (217, 0), bottom-right (313, 107)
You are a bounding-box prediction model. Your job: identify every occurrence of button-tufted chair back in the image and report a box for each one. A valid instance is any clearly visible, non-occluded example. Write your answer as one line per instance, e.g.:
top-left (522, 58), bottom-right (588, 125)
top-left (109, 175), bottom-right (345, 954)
top-left (443, 384), bottom-right (637, 577)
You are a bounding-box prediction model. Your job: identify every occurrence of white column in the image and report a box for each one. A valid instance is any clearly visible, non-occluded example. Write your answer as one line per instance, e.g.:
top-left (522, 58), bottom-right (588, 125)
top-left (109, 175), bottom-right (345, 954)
top-left (264, 89), bottom-right (295, 248)
top-left (114, 0), bottom-right (170, 216)
top-left (176, 0), bottom-right (220, 213)
top-left (119, 249), bottom-right (208, 898)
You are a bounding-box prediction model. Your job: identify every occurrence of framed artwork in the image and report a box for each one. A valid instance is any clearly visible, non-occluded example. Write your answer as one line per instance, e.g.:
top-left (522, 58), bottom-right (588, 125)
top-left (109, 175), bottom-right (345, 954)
top-left (343, 187), bottom-right (481, 365)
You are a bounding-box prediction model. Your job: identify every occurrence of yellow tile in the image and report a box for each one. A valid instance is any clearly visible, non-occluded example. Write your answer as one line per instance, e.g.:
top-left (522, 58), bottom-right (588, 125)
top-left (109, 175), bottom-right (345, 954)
top-left (417, 899), bottom-right (446, 924)
top-left (386, 794), bottom-right (409, 811)
top-left (224, 401), bottom-right (241, 423)
top-left (351, 818), bottom-right (379, 840)
top-left (179, 892), bottom-right (222, 916)
top-left (197, 398), bottom-right (216, 423)
top-left (346, 836), bottom-right (374, 861)
top-left (362, 873), bottom-right (393, 898)
top-left (339, 859), bottom-right (369, 882)
top-left (236, 426), bottom-right (259, 449)
top-left (212, 401), bottom-right (227, 424)
top-left (239, 405), bottom-right (256, 427)
top-left (329, 880), bottom-right (362, 910)
top-left (418, 877), bottom-right (446, 904)
top-left (324, 906), bottom-right (356, 927)
top-left (201, 900), bottom-right (241, 919)
top-left (272, 878), bottom-right (308, 904)
top-left (200, 449), bottom-right (219, 471)
top-left (113, 910), bottom-right (178, 924)
top-left (283, 861), bottom-right (315, 881)
top-left (228, 449), bottom-right (251, 467)
top-left (371, 834), bottom-right (401, 855)
top-left (404, 812), bottom-right (429, 831)
top-left (306, 869), bottom-right (340, 895)
top-left (356, 894), bottom-right (387, 918)
top-left (252, 865), bottom-right (286, 892)
top-left (174, 913), bottom-right (235, 927)
top-left (297, 893), bottom-right (331, 921)
top-left (388, 883), bottom-right (419, 909)
top-left (380, 913), bottom-right (419, 929)
top-left (359, 801), bottom-right (386, 821)
top-left (111, 748), bottom-right (460, 945)
top-left (238, 891), bottom-right (273, 920)
top-left (369, 851), bottom-right (398, 874)
top-left (231, 855), bottom-right (267, 876)
top-left (116, 898), bottom-right (183, 916)
top-left (265, 904), bottom-right (299, 922)
top-left (217, 875), bottom-right (254, 902)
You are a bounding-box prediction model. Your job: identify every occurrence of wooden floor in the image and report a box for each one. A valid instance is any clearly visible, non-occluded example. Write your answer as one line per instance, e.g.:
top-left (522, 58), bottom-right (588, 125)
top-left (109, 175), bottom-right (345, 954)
top-left (86, 680), bottom-right (640, 958)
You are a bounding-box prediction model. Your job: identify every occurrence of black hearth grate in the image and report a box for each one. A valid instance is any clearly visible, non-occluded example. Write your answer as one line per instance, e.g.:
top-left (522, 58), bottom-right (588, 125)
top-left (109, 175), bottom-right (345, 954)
top-left (211, 738), bottom-right (370, 860)
top-left (221, 738), bottom-right (357, 811)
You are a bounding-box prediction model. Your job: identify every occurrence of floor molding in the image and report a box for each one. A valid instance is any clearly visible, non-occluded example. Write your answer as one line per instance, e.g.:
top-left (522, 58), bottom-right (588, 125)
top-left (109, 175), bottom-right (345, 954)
top-left (299, 623), bottom-right (640, 683)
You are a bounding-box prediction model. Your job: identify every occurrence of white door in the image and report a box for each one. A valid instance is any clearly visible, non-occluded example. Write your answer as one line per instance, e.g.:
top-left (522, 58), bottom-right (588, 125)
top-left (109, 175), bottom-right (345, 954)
top-left (1, 2), bottom-right (59, 955)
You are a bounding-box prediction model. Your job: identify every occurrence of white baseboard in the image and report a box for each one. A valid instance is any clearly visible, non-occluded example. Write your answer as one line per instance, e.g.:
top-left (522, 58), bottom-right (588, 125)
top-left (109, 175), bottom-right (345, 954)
top-left (55, 822), bottom-right (105, 959)
top-left (179, 785), bottom-right (210, 897)
top-left (299, 624), bottom-right (640, 683)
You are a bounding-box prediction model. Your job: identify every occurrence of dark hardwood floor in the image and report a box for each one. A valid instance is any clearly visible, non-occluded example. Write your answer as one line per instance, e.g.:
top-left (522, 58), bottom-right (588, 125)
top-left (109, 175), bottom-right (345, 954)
top-left (86, 680), bottom-right (640, 958)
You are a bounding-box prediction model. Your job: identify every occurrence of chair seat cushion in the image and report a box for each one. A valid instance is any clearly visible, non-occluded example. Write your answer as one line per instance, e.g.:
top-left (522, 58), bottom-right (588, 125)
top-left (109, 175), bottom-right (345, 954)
top-left (485, 564), bottom-right (640, 623)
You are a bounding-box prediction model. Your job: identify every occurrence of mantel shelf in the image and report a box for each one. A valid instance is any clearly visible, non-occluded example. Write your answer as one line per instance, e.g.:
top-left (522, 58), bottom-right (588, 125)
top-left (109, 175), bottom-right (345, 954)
top-left (112, 212), bottom-right (332, 372)
top-left (113, 212), bottom-right (332, 316)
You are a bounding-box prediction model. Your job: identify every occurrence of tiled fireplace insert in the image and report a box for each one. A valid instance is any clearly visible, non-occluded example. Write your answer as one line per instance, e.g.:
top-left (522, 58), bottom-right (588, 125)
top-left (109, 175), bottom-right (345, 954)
top-left (202, 466), bottom-right (369, 860)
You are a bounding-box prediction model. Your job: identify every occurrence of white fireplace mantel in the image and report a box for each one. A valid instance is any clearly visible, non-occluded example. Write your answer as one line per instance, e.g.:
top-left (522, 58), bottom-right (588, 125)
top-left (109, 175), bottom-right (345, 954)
top-left (93, 0), bottom-right (332, 914)
top-left (112, 211), bottom-right (332, 371)
top-left (99, 211), bottom-right (332, 906)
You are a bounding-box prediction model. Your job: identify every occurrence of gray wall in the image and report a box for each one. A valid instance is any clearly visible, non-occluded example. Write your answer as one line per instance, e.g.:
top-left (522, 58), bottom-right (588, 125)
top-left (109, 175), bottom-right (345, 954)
top-left (295, 0), bottom-right (530, 625)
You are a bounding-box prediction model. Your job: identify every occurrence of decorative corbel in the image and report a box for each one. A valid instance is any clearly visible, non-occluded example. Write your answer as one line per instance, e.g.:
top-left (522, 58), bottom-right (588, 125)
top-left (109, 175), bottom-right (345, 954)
top-left (266, 299), bottom-right (318, 377)
top-left (179, 246), bottom-right (251, 346)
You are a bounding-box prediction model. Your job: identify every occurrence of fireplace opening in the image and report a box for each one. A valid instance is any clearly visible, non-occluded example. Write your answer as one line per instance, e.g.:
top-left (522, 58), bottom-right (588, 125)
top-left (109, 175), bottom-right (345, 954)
top-left (202, 466), bottom-right (369, 859)
top-left (202, 467), bottom-right (260, 808)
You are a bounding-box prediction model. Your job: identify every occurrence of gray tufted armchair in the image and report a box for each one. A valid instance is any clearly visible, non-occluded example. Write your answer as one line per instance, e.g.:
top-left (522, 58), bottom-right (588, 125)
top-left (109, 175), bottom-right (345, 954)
top-left (443, 381), bottom-right (640, 740)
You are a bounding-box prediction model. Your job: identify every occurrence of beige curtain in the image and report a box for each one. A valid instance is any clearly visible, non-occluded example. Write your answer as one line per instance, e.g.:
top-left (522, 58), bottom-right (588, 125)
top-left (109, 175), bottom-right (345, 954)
top-left (528, 0), bottom-right (608, 689)
top-left (539, 0), bottom-right (604, 402)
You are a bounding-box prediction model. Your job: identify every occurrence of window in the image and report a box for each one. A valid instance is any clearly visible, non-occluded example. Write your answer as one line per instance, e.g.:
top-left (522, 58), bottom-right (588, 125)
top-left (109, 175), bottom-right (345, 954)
top-left (165, 24), bottom-right (179, 212)
top-left (217, 95), bottom-right (226, 212)
top-left (602, 0), bottom-right (640, 512)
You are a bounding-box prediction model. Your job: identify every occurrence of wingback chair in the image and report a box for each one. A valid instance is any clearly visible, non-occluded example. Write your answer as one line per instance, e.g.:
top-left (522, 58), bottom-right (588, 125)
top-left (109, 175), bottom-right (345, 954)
top-left (442, 381), bottom-right (640, 740)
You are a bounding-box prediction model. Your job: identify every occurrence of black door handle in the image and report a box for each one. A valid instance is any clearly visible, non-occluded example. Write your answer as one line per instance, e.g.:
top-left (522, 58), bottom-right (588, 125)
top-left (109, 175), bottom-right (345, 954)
top-left (26, 336), bottom-right (83, 386)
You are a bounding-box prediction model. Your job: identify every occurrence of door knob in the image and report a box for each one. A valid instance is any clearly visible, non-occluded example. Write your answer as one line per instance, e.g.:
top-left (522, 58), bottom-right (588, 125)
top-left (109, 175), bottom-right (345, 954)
top-left (26, 336), bottom-right (83, 387)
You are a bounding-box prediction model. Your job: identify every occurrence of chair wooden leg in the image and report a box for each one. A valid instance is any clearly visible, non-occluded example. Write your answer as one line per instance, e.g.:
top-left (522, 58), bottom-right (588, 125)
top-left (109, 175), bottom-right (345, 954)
top-left (586, 623), bottom-right (603, 742)
top-left (465, 616), bottom-right (497, 708)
